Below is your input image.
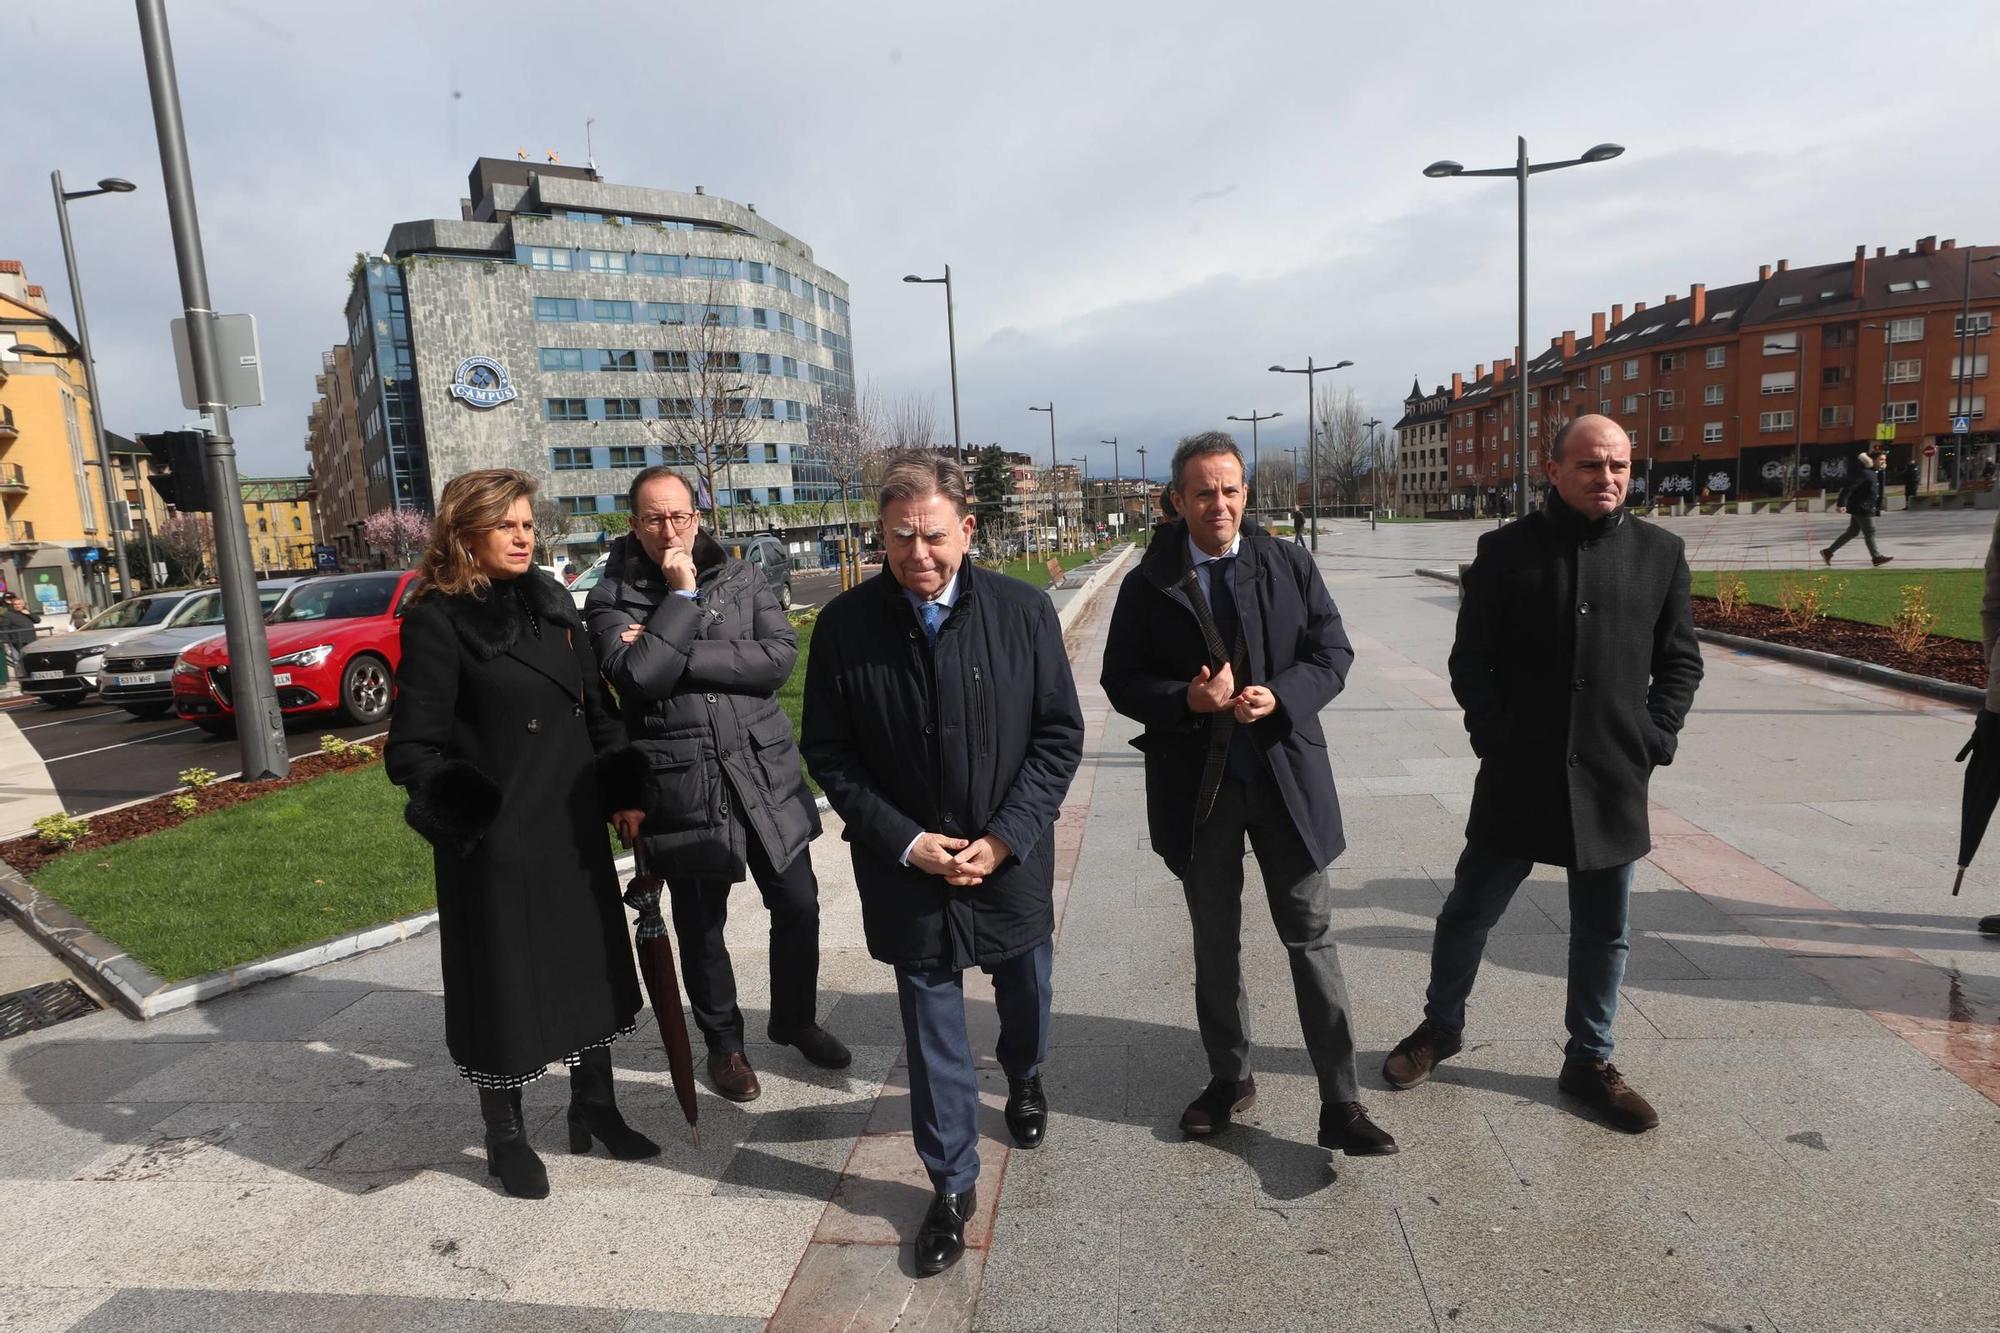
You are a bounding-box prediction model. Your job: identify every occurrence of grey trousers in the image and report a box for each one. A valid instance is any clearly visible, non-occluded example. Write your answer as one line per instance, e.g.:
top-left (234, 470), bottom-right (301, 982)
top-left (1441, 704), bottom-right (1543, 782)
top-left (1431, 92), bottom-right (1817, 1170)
top-left (1826, 512), bottom-right (1881, 559)
top-left (1180, 769), bottom-right (1360, 1105)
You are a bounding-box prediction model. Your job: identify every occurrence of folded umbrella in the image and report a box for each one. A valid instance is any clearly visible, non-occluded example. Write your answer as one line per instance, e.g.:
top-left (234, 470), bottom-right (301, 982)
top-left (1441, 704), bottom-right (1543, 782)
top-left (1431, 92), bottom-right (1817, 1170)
top-left (623, 843), bottom-right (700, 1144)
top-left (1952, 711), bottom-right (2000, 896)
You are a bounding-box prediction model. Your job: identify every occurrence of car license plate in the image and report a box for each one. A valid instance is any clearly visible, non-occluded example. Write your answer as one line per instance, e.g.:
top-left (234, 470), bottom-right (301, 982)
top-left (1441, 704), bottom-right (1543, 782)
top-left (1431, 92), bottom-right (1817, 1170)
top-left (28, 670), bottom-right (62, 680)
top-left (271, 673), bottom-right (292, 686)
top-left (111, 673), bottom-right (161, 687)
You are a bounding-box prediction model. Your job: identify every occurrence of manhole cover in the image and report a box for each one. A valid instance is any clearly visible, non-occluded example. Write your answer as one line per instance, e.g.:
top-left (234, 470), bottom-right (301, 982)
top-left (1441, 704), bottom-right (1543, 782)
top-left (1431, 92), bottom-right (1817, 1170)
top-left (0, 980), bottom-right (101, 1039)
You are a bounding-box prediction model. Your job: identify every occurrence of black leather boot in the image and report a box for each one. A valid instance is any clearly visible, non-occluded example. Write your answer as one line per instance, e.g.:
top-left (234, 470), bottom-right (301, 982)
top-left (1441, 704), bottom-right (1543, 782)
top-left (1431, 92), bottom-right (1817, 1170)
top-left (567, 1047), bottom-right (661, 1160)
top-left (478, 1087), bottom-right (549, 1199)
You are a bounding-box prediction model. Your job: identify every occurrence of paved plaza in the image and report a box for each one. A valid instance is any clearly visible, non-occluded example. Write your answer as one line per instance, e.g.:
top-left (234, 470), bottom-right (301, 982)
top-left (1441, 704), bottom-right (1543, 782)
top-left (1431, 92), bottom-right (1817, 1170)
top-left (4, 527), bottom-right (2000, 1331)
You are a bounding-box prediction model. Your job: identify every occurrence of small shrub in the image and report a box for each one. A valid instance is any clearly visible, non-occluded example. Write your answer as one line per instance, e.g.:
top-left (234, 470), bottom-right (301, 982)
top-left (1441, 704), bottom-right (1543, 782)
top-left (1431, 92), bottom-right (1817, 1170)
top-left (1713, 573), bottom-right (1750, 621)
top-left (1775, 573), bottom-right (1844, 633)
top-left (33, 813), bottom-right (91, 849)
top-left (170, 793), bottom-right (198, 816)
top-left (1889, 583), bottom-right (1939, 656)
top-left (177, 766), bottom-right (220, 791)
top-left (318, 735), bottom-right (352, 757)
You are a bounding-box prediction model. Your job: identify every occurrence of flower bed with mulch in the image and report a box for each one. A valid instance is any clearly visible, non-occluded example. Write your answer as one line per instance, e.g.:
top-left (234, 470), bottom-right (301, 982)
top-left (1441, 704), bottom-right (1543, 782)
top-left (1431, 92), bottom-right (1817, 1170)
top-left (1691, 597), bottom-right (1986, 690)
top-left (0, 741), bottom-right (384, 876)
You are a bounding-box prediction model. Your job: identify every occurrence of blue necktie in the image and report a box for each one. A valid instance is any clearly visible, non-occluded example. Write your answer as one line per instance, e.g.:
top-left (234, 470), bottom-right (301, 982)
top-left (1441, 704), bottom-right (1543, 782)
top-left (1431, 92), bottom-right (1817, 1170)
top-left (920, 599), bottom-right (946, 649)
top-left (1204, 556), bottom-right (1257, 781)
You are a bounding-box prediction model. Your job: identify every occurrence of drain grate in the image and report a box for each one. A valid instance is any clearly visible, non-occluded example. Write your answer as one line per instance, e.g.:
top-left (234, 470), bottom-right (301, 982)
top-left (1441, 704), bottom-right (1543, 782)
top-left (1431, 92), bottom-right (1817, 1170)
top-left (0, 979), bottom-right (101, 1039)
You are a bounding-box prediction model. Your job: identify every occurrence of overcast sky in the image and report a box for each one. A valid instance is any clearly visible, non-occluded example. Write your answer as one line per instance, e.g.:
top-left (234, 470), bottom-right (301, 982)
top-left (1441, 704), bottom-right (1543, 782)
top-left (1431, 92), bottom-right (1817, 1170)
top-left (5, 0), bottom-right (1999, 482)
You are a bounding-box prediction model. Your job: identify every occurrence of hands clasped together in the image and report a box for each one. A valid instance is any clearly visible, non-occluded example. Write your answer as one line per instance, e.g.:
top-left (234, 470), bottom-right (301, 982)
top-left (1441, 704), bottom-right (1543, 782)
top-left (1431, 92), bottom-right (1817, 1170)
top-left (1185, 662), bottom-right (1275, 724)
top-left (908, 831), bottom-right (1013, 888)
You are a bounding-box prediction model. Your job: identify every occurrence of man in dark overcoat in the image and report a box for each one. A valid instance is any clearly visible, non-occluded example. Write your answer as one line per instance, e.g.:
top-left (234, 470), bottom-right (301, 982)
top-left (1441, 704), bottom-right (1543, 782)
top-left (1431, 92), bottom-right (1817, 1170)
top-left (1101, 431), bottom-right (1396, 1160)
top-left (587, 467), bottom-right (849, 1102)
top-left (1383, 414), bottom-right (1704, 1132)
top-left (801, 450), bottom-right (1083, 1277)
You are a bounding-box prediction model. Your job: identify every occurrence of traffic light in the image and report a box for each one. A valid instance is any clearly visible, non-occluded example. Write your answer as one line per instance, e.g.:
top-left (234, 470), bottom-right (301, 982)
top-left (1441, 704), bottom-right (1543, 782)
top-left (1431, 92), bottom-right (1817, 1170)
top-left (139, 430), bottom-right (212, 513)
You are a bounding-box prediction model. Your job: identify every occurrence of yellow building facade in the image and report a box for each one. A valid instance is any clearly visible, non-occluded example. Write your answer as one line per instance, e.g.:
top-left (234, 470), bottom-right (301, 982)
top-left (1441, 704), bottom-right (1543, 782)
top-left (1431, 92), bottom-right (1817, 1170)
top-left (0, 260), bottom-right (118, 618)
top-left (242, 479), bottom-right (320, 573)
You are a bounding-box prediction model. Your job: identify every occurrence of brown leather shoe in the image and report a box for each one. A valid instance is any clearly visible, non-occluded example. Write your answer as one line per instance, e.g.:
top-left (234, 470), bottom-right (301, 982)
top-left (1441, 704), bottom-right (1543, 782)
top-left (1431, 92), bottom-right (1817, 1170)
top-left (1557, 1058), bottom-right (1659, 1133)
top-left (1179, 1075), bottom-right (1256, 1138)
top-left (1382, 1018), bottom-right (1462, 1090)
top-left (1317, 1101), bottom-right (1399, 1156)
top-left (707, 1050), bottom-right (761, 1102)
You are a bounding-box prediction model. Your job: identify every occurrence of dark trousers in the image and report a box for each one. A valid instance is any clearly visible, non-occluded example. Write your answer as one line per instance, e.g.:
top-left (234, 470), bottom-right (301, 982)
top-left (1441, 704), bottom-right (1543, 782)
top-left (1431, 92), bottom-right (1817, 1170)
top-left (1826, 512), bottom-right (1882, 559)
top-left (1422, 843), bottom-right (1635, 1061)
top-left (895, 937), bottom-right (1053, 1193)
top-left (1181, 769), bottom-right (1359, 1105)
top-left (666, 809), bottom-right (820, 1053)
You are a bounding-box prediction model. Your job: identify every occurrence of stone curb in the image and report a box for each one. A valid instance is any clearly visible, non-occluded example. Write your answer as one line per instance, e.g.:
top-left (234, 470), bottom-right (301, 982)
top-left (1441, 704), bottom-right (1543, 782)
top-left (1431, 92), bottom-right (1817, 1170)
top-left (1413, 565), bottom-right (1982, 709)
top-left (0, 852), bottom-right (439, 1020)
top-left (1056, 542), bottom-right (1136, 636)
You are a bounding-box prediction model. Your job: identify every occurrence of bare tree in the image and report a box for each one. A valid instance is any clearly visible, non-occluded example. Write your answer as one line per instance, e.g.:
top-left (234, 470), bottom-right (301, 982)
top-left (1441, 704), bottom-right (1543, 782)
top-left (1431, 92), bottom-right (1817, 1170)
top-left (885, 392), bottom-right (940, 450)
top-left (809, 378), bottom-right (880, 533)
top-left (1312, 386), bottom-right (1372, 505)
top-left (155, 513), bottom-right (215, 583)
top-left (1255, 455), bottom-right (1297, 514)
top-left (639, 285), bottom-right (764, 532)
top-left (531, 496), bottom-right (581, 565)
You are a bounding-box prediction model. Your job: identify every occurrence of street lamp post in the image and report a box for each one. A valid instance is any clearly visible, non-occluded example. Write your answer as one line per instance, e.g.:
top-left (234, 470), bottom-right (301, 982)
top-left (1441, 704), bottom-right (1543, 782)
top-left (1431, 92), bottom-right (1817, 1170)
top-left (48, 171), bottom-right (139, 596)
top-left (1636, 386), bottom-right (1672, 508)
top-left (1101, 437), bottom-right (1120, 538)
top-left (1763, 340), bottom-right (1806, 498)
top-left (1136, 444), bottom-right (1151, 536)
top-left (1071, 456), bottom-right (1090, 542)
top-left (902, 268), bottom-right (964, 465)
top-left (1364, 416), bottom-right (1383, 529)
top-left (1028, 402), bottom-right (1058, 552)
top-left (1226, 410), bottom-right (1283, 521)
top-left (1423, 138), bottom-right (1626, 518)
top-left (1268, 359), bottom-right (1353, 551)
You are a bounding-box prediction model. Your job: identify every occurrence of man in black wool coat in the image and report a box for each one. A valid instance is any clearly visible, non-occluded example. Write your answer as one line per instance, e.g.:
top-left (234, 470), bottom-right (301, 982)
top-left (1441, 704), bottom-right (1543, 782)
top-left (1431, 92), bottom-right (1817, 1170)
top-left (1383, 414), bottom-right (1704, 1133)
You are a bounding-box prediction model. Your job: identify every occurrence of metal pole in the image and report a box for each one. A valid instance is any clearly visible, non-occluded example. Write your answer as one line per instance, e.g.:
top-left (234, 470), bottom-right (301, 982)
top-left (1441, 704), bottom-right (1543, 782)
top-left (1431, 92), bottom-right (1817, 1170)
top-left (1645, 390), bottom-right (1655, 505)
top-left (1515, 136), bottom-right (1531, 518)
top-left (1248, 417), bottom-right (1259, 513)
top-left (943, 264), bottom-right (964, 466)
top-left (136, 0), bottom-right (288, 780)
top-left (1045, 405), bottom-right (1058, 551)
top-left (1136, 444), bottom-right (1150, 538)
top-left (1307, 356), bottom-right (1319, 551)
top-left (50, 171), bottom-right (135, 596)
top-left (1366, 418), bottom-right (1381, 530)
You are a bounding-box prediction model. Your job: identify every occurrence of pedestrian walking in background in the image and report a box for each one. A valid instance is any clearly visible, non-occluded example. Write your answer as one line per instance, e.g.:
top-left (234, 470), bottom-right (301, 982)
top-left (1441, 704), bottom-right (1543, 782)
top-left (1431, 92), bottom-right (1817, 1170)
top-left (385, 468), bottom-right (656, 1200)
top-left (1102, 431), bottom-right (1397, 1160)
top-left (0, 592), bottom-right (37, 685)
top-left (585, 467), bottom-right (849, 1104)
top-left (801, 450), bottom-right (1083, 1277)
top-left (1977, 504), bottom-right (2000, 938)
top-left (1905, 460), bottom-right (1920, 504)
top-left (1290, 505), bottom-right (1305, 545)
top-left (1823, 448), bottom-right (1894, 567)
top-left (1382, 415), bottom-right (1703, 1133)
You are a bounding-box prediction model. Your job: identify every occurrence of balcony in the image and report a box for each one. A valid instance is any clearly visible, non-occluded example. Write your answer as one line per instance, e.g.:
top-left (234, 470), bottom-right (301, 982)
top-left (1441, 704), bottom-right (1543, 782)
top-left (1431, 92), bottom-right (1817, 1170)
top-left (4, 519), bottom-right (34, 547)
top-left (0, 405), bottom-right (16, 443)
top-left (0, 463), bottom-right (26, 497)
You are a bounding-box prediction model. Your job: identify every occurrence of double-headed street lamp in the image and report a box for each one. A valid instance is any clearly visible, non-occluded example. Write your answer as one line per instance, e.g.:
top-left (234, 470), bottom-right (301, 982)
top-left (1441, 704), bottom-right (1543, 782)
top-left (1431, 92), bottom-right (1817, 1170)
top-left (1423, 138), bottom-right (1626, 519)
top-left (1226, 410), bottom-right (1282, 517)
top-left (1268, 358), bottom-right (1352, 551)
top-left (902, 267), bottom-right (964, 464)
top-left (1071, 456), bottom-right (1090, 537)
top-left (50, 172), bottom-right (139, 596)
top-left (1101, 437), bottom-right (1121, 535)
top-left (1028, 402), bottom-right (1058, 551)
top-left (1364, 416), bottom-right (1383, 530)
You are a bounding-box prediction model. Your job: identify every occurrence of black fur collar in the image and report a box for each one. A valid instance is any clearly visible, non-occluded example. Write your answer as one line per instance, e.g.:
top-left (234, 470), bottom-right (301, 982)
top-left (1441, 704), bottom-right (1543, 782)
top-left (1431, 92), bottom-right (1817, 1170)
top-left (431, 569), bottom-right (580, 661)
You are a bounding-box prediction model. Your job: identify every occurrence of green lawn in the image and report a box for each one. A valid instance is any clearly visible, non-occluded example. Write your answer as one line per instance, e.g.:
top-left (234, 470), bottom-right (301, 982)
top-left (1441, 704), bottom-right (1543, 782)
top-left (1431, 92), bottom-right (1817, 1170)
top-left (33, 763), bottom-right (435, 983)
top-left (1692, 567), bottom-right (1984, 641)
top-left (985, 544), bottom-right (1109, 587)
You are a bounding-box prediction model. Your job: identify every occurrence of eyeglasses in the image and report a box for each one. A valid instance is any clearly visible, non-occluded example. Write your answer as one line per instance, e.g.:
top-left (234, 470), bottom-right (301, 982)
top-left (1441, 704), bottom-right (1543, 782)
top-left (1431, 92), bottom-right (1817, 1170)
top-left (638, 511), bottom-right (698, 533)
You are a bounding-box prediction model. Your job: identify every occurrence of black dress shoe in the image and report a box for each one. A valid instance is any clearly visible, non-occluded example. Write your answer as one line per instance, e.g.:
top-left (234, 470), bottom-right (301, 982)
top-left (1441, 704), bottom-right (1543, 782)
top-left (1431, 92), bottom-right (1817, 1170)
top-left (914, 1186), bottom-right (976, 1277)
top-left (1179, 1075), bottom-right (1256, 1138)
top-left (1979, 914), bottom-right (2000, 937)
top-left (1317, 1101), bottom-right (1399, 1156)
top-left (770, 1023), bottom-right (853, 1070)
top-left (1004, 1075), bottom-right (1048, 1149)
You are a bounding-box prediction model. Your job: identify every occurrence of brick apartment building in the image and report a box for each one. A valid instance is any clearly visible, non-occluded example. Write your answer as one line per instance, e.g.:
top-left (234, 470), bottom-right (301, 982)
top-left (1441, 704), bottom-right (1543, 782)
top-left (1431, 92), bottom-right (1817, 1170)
top-left (1399, 236), bottom-right (2000, 514)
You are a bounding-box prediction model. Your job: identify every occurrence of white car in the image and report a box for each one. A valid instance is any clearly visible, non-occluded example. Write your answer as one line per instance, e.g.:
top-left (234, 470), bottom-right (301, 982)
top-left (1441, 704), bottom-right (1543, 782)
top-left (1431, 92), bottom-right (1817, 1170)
top-left (17, 589), bottom-right (214, 708)
top-left (567, 555), bottom-right (609, 610)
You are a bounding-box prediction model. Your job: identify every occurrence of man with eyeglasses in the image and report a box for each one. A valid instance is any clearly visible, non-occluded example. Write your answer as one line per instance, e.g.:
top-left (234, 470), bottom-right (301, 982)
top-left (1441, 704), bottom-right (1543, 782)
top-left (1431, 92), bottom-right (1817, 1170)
top-left (587, 467), bottom-right (849, 1103)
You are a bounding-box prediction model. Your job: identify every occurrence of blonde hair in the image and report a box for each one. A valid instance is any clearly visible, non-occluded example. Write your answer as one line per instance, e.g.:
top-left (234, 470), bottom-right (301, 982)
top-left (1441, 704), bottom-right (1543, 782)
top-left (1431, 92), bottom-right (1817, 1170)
top-left (418, 468), bottom-right (539, 599)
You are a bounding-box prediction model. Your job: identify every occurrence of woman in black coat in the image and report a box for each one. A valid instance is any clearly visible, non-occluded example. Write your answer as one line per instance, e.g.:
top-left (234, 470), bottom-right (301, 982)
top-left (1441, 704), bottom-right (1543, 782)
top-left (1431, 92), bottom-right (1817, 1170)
top-left (385, 468), bottom-right (656, 1199)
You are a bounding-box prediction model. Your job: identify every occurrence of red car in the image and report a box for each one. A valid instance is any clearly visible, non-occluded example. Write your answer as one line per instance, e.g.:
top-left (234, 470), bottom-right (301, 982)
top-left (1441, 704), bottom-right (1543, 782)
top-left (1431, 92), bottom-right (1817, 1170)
top-left (173, 570), bottom-right (420, 731)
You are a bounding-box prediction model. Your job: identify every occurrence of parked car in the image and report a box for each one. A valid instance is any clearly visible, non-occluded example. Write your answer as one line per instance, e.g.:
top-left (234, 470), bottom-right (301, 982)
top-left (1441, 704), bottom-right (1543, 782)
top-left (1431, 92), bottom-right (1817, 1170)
top-left (17, 588), bottom-right (213, 708)
top-left (743, 533), bottom-right (794, 609)
top-left (566, 554), bottom-right (609, 610)
top-left (172, 570), bottom-right (420, 731)
top-left (97, 578), bottom-right (311, 718)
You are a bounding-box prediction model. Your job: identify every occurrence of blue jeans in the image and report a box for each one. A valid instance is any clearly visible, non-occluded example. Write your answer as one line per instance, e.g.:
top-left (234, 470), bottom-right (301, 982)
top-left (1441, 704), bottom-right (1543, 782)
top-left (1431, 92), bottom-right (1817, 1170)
top-left (1423, 843), bottom-right (1635, 1061)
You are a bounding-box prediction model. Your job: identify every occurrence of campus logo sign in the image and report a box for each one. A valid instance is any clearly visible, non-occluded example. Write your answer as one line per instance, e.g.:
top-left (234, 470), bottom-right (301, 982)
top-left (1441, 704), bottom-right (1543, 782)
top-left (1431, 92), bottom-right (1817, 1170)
top-left (449, 356), bottom-right (517, 409)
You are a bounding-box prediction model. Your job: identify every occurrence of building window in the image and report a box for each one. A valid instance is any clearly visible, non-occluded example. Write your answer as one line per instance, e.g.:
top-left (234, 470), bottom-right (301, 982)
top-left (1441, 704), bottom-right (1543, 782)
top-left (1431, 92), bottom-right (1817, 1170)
top-left (636, 254), bottom-right (682, 276)
top-left (1598, 398), bottom-right (1612, 414)
top-left (1705, 346), bottom-right (1726, 368)
top-left (1885, 400), bottom-right (1920, 422)
top-left (1626, 430), bottom-right (1639, 446)
top-left (1955, 312), bottom-right (1993, 337)
top-left (1703, 422), bottom-right (1724, 443)
top-left (1656, 426), bottom-right (1678, 443)
top-left (1820, 405), bottom-right (1853, 427)
top-left (1622, 395), bottom-right (1638, 414)
top-left (1889, 317), bottom-right (1923, 343)
top-left (767, 487), bottom-right (783, 504)
top-left (1575, 373), bottom-right (1588, 389)
top-left (1658, 352), bottom-right (1684, 372)
top-left (539, 347), bottom-right (586, 372)
top-left (710, 352), bottom-right (743, 373)
top-left (648, 302), bottom-right (686, 325)
top-left (1951, 354), bottom-right (1990, 378)
top-left (1527, 421), bottom-right (1538, 436)
top-left (1759, 371), bottom-right (1796, 395)
top-left (1823, 324), bottom-right (1856, 347)
top-left (1758, 410), bottom-right (1795, 432)
top-left (558, 496), bottom-right (603, 516)
top-left (528, 247), bottom-right (573, 271)
top-left (1764, 331), bottom-right (1798, 354)
top-left (591, 300), bottom-right (635, 323)
top-left (661, 397), bottom-right (695, 419)
top-left (585, 250), bottom-right (629, 274)
top-left (603, 398), bottom-right (643, 421)
top-left (292, 516), bottom-right (303, 532)
top-left (1886, 279), bottom-right (1933, 293)
top-left (1703, 384), bottom-right (1725, 405)
top-left (1949, 395), bottom-right (1987, 420)
top-left (257, 517), bottom-right (268, 533)
top-left (599, 349), bottom-right (639, 373)
top-left (534, 297), bottom-right (580, 323)
top-left (1599, 366), bottom-right (1613, 384)
top-left (1622, 359), bottom-right (1639, 380)
top-left (763, 443), bottom-right (780, 463)
top-left (1821, 367), bottom-right (1844, 386)
top-left (546, 397), bottom-right (590, 422)
top-left (551, 447), bottom-right (592, 470)
top-left (1526, 390), bottom-right (1538, 406)
top-left (653, 350), bottom-right (691, 372)
top-left (607, 445), bottom-right (648, 467)
top-left (1884, 359), bottom-right (1922, 383)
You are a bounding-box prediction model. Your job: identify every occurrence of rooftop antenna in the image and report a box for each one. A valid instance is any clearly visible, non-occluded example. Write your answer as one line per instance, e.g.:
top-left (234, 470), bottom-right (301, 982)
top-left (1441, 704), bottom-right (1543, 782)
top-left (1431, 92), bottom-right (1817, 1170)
top-left (586, 116), bottom-right (597, 175)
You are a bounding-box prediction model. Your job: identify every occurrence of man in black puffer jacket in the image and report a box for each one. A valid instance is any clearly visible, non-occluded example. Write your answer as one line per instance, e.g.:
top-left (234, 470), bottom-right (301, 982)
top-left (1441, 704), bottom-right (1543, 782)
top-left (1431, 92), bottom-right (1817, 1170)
top-left (587, 467), bottom-right (849, 1102)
